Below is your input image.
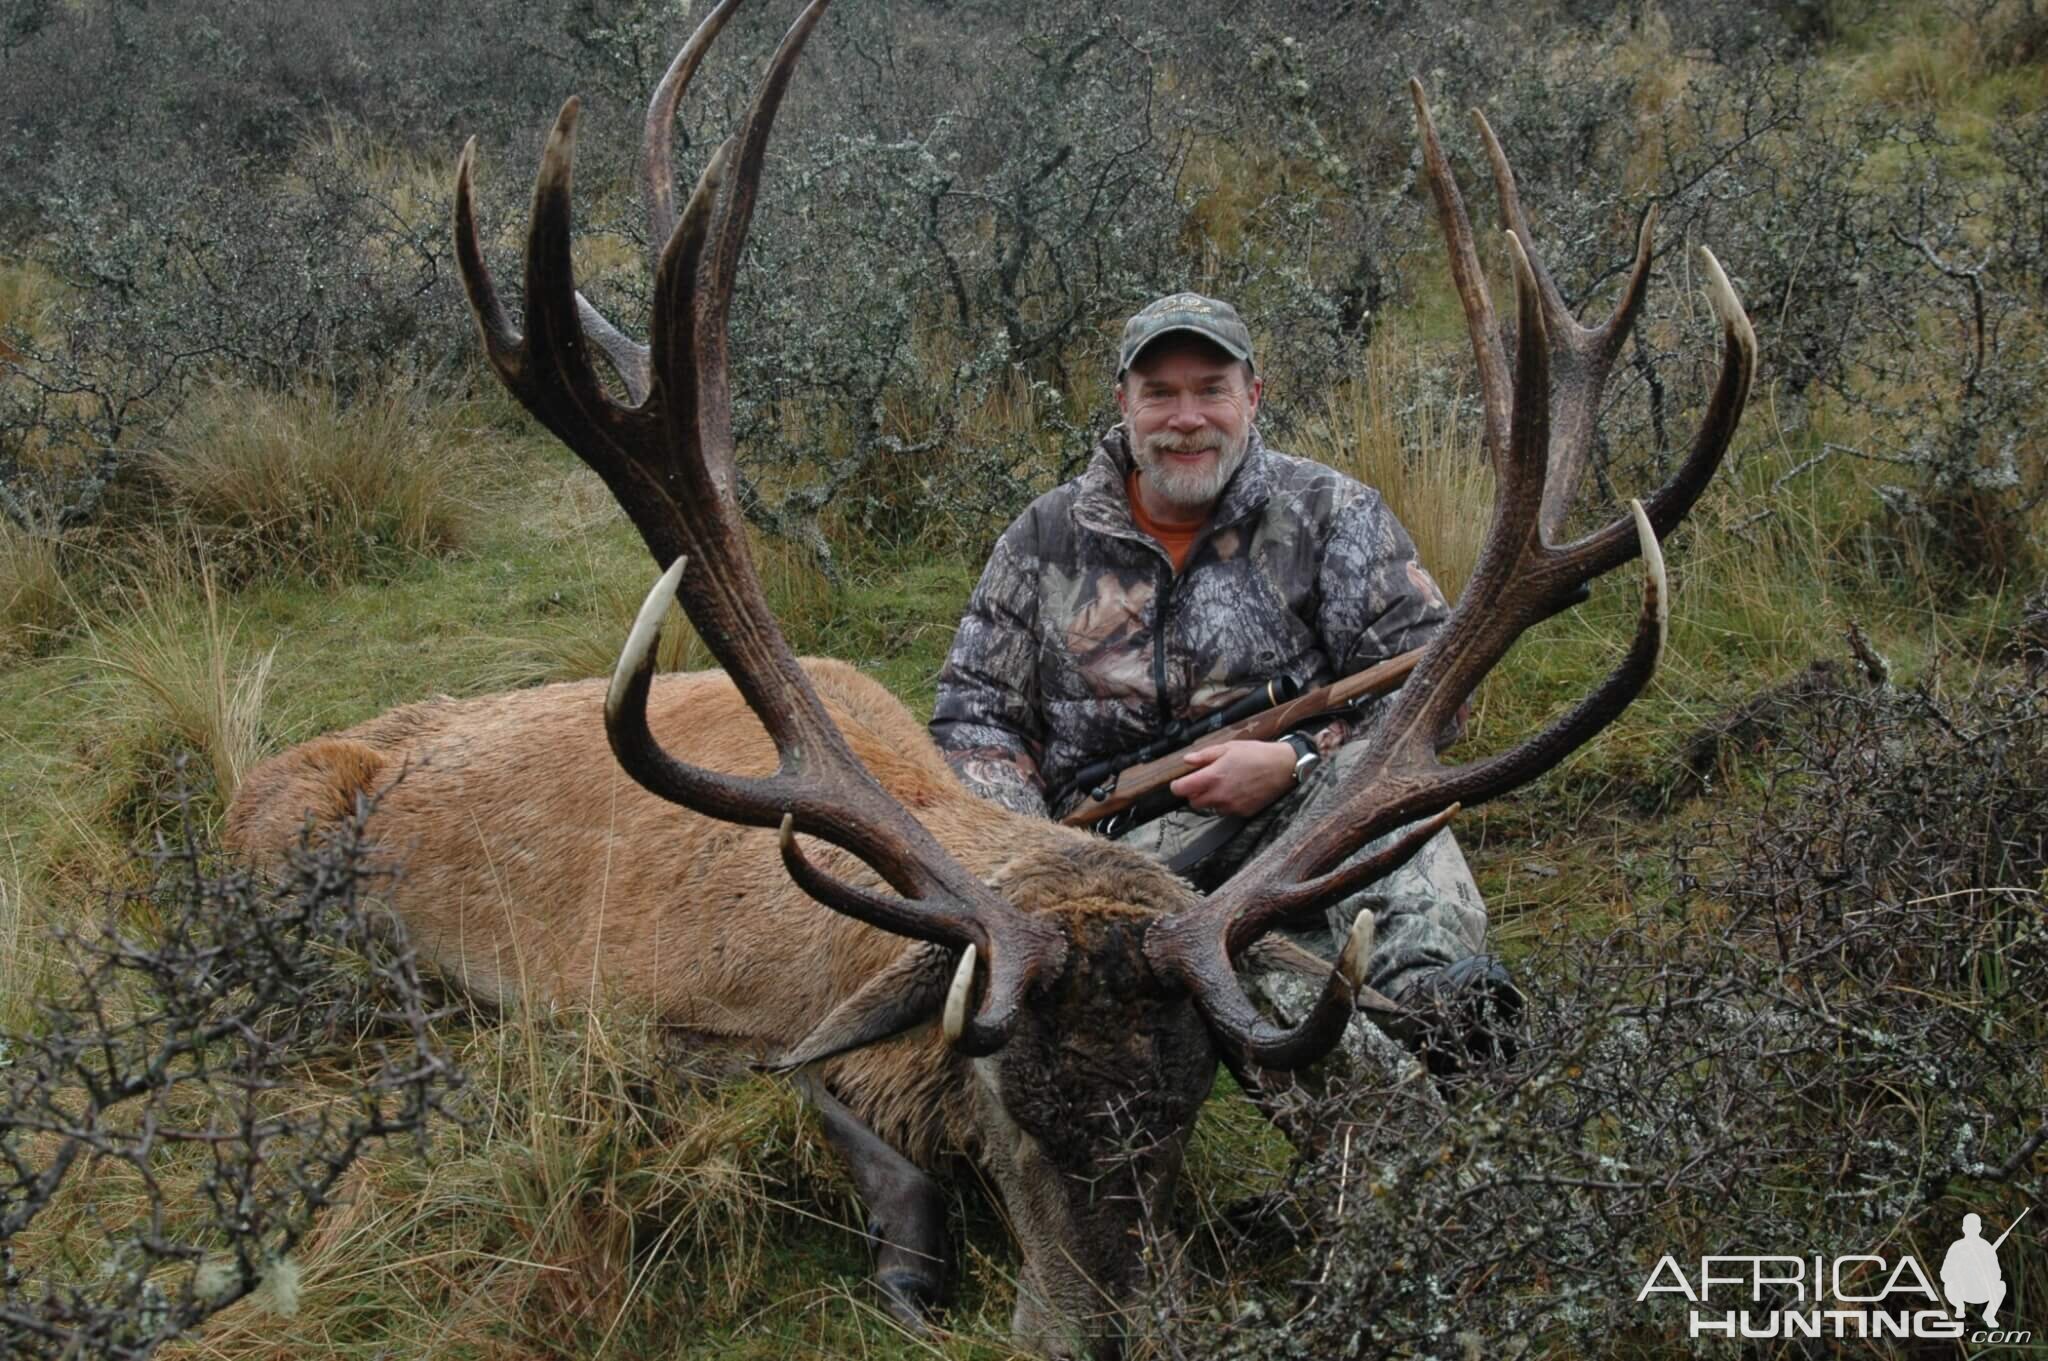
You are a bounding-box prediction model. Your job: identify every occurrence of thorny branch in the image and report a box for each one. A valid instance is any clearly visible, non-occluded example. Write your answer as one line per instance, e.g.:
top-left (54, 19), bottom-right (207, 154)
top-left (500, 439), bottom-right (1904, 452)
top-left (0, 784), bottom-right (463, 1360)
top-left (1141, 637), bottom-right (2047, 1357)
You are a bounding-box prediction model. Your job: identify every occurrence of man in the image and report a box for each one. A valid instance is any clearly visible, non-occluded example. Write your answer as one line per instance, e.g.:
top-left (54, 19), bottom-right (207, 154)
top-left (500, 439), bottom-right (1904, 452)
top-left (930, 292), bottom-right (1517, 1071)
top-left (1941, 1213), bottom-right (2006, 1327)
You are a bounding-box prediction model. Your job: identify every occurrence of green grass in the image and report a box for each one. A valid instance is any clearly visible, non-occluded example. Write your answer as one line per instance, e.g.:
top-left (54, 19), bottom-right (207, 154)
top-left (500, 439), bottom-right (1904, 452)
top-left (5, 353), bottom-right (2035, 1358)
top-left (8, 14), bottom-right (2048, 1352)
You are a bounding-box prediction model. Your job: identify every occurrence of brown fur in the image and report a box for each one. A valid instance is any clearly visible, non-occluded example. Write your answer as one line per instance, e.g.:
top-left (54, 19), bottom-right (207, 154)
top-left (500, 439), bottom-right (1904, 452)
top-left (225, 658), bottom-right (1201, 1168)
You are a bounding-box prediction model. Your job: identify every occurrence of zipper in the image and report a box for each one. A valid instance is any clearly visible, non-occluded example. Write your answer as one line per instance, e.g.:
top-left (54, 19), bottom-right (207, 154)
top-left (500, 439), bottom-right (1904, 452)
top-left (1152, 564), bottom-right (1176, 727)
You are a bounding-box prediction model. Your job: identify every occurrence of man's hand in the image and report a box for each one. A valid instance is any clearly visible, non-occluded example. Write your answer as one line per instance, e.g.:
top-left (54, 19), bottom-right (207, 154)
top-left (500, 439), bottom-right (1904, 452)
top-left (1169, 739), bottom-right (1298, 818)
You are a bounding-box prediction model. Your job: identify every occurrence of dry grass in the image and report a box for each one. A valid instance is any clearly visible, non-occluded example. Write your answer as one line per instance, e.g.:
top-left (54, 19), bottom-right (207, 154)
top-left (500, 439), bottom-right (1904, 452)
top-left (82, 555), bottom-right (276, 816)
top-left (163, 1007), bottom-right (846, 1361)
top-left (0, 258), bottom-right (62, 346)
top-left (1295, 347), bottom-right (1495, 605)
top-left (0, 846), bottom-right (45, 1034)
top-left (1850, 0), bottom-right (2048, 109)
top-left (0, 520), bottom-right (71, 657)
top-left (293, 121), bottom-right (460, 259)
top-left (152, 377), bottom-right (479, 584)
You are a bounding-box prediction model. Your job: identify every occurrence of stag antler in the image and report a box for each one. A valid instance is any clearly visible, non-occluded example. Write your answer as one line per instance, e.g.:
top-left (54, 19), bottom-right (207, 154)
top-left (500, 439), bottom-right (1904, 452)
top-left (1145, 84), bottom-right (1758, 1069)
top-left (453, 0), bottom-right (1064, 1054)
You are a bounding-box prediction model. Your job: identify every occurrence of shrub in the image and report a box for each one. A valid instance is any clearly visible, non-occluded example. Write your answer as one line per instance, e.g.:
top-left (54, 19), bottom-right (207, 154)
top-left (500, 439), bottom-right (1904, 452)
top-left (0, 794), bottom-right (463, 1359)
top-left (1141, 649), bottom-right (2047, 1357)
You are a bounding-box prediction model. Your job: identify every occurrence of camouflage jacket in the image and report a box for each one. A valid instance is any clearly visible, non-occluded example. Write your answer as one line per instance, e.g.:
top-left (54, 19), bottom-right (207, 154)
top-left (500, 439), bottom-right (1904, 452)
top-left (930, 425), bottom-right (1452, 818)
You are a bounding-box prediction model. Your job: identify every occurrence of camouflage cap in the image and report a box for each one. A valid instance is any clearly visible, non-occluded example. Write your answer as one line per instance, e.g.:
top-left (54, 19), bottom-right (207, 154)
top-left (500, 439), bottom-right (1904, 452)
top-left (1116, 292), bottom-right (1255, 377)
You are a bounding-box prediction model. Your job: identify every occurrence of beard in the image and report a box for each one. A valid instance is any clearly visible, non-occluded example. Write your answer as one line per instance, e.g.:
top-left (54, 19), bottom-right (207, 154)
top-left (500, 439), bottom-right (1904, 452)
top-left (1130, 424), bottom-right (1251, 513)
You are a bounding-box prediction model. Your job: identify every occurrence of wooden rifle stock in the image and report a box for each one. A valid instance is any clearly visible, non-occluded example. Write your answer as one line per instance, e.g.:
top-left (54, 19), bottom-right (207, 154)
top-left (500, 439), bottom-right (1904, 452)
top-left (1057, 645), bottom-right (1425, 829)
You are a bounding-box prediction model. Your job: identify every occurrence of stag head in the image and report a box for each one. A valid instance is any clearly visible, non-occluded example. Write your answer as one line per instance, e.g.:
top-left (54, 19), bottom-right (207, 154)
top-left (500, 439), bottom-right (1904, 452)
top-left (452, 1), bottom-right (1754, 1352)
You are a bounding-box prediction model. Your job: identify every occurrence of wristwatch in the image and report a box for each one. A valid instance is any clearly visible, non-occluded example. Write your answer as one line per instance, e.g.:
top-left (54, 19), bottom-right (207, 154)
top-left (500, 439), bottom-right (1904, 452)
top-left (1282, 732), bottom-right (1321, 785)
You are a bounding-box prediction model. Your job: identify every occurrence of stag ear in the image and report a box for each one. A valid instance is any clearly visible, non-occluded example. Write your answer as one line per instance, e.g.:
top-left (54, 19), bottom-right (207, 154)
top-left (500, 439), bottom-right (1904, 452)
top-left (759, 942), bottom-right (959, 1072)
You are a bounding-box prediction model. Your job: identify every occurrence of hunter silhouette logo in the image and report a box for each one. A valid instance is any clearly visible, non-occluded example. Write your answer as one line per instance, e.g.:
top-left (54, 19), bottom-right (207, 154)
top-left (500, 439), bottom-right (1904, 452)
top-left (1638, 1206), bottom-right (2035, 1344)
top-left (1944, 1209), bottom-right (2027, 1328)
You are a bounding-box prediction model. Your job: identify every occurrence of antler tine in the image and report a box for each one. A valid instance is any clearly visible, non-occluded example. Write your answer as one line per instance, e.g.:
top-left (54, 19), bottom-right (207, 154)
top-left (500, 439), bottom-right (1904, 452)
top-left (1151, 106), bottom-right (1755, 1071)
top-left (1378, 230), bottom-right (1555, 751)
top-left (701, 0), bottom-right (827, 346)
top-left (547, 0), bottom-right (749, 412)
top-left (1471, 108), bottom-right (1657, 540)
top-left (462, 0), bottom-right (1065, 1053)
top-left (523, 102), bottom-right (614, 427)
top-left (1167, 912), bottom-right (1378, 1072)
top-left (1551, 246), bottom-right (1757, 574)
top-left (1472, 108), bottom-right (1655, 362)
top-left (1413, 80), bottom-right (1662, 541)
top-left (643, 0), bottom-right (747, 252)
top-left (1411, 79), bottom-right (1511, 463)
top-left (575, 293), bottom-right (653, 404)
top-left (453, 140), bottom-right (516, 360)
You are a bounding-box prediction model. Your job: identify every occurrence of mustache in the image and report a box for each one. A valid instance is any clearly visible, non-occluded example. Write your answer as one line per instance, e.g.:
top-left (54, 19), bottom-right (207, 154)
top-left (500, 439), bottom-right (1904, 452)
top-left (1140, 430), bottom-right (1224, 456)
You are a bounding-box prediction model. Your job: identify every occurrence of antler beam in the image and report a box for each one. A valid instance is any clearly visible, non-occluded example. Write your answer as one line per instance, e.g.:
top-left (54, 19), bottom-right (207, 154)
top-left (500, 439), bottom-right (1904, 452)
top-left (455, 0), bottom-right (1065, 1054)
top-left (1147, 84), bottom-right (1757, 1069)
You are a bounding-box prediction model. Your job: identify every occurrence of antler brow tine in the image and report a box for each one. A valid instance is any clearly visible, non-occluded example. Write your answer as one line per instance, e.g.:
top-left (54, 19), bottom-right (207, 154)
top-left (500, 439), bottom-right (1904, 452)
top-left (458, 0), bottom-right (1066, 1054)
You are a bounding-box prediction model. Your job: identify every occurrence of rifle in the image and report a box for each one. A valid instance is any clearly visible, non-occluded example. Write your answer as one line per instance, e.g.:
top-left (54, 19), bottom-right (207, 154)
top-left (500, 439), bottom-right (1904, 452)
top-left (1055, 675), bottom-right (1304, 817)
top-left (1057, 582), bottom-right (1592, 835)
top-left (1058, 644), bottom-right (1424, 834)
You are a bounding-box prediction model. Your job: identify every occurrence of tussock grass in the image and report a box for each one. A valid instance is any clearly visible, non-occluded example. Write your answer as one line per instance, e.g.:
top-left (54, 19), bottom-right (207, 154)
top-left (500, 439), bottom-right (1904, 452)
top-left (0, 846), bottom-right (45, 1033)
top-left (1296, 348), bottom-right (1494, 605)
top-left (0, 520), bottom-right (71, 657)
top-left (82, 555), bottom-right (276, 822)
top-left (152, 377), bottom-right (479, 584)
top-left (165, 1007), bottom-right (857, 1360)
top-left (1847, 0), bottom-right (2048, 110)
top-left (0, 258), bottom-right (63, 359)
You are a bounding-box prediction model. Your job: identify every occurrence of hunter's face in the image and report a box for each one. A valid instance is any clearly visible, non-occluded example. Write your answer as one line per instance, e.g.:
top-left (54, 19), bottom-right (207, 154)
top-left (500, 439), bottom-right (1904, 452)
top-left (1119, 338), bottom-right (1261, 520)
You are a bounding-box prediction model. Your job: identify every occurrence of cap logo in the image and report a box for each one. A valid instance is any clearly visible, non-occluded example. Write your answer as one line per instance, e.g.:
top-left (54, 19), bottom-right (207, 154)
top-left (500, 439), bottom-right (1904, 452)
top-left (1118, 291), bottom-right (1254, 375)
